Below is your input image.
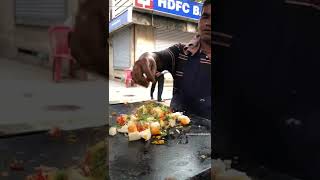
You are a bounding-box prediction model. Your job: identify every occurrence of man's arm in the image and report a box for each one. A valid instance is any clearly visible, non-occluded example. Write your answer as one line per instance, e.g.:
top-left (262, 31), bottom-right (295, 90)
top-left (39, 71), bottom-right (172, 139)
top-left (153, 44), bottom-right (183, 74)
top-left (137, 43), bottom-right (182, 73)
top-left (132, 44), bottom-right (183, 87)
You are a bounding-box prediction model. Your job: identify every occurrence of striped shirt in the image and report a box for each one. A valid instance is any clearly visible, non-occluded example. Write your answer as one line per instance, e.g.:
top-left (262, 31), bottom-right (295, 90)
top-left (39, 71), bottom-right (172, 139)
top-left (154, 35), bottom-right (211, 119)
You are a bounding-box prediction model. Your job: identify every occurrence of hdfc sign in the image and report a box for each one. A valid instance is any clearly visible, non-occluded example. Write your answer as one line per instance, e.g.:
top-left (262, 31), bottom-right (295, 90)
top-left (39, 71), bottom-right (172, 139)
top-left (134, 0), bottom-right (203, 20)
top-left (135, 0), bottom-right (153, 9)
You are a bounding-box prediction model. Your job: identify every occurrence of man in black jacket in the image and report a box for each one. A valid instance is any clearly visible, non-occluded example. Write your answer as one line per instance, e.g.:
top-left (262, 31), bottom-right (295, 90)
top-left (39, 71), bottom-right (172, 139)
top-left (213, 1), bottom-right (320, 179)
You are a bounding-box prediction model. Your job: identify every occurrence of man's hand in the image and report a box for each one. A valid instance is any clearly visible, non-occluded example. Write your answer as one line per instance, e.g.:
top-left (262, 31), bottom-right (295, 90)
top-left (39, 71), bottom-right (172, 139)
top-left (132, 53), bottom-right (157, 87)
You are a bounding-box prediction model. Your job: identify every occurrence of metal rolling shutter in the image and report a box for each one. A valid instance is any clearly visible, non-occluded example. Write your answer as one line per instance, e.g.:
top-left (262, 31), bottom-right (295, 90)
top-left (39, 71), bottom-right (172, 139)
top-left (155, 27), bottom-right (195, 51)
top-left (112, 27), bottom-right (131, 69)
top-left (15, 0), bottom-right (67, 26)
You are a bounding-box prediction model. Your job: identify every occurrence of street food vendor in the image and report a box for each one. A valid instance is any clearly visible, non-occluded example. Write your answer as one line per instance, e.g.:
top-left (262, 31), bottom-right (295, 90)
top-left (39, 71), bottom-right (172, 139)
top-left (132, 0), bottom-right (212, 119)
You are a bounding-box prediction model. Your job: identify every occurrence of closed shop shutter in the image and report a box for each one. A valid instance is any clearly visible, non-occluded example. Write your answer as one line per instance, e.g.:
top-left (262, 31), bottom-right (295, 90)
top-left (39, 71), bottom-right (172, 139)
top-left (155, 27), bottom-right (195, 51)
top-left (112, 27), bottom-right (131, 69)
top-left (15, 0), bottom-right (67, 26)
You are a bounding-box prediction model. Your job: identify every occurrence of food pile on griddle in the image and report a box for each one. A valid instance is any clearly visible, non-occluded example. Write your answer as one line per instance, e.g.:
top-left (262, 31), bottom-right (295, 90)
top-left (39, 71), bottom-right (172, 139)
top-left (109, 102), bottom-right (191, 144)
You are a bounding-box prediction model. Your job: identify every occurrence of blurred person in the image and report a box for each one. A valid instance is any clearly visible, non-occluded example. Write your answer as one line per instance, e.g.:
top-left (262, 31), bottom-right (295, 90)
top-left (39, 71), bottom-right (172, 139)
top-left (69, 0), bottom-right (108, 78)
top-left (150, 70), bottom-right (168, 102)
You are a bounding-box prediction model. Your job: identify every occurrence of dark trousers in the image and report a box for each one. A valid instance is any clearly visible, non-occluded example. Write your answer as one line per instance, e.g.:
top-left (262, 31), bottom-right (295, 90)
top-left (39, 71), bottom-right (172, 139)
top-left (150, 75), bottom-right (164, 101)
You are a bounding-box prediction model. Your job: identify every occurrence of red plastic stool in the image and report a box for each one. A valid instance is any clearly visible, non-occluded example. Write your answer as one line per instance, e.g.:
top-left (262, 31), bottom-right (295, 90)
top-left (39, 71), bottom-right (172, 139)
top-left (124, 69), bottom-right (134, 88)
top-left (48, 26), bottom-right (76, 82)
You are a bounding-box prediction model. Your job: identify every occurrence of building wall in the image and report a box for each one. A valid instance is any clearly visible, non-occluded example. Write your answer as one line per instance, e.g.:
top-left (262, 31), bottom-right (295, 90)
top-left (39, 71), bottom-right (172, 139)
top-left (14, 26), bottom-right (50, 53)
top-left (109, 39), bottom-right (114, 77)
top-left (112, 0), bottom-right (133, 19)
top-left (0, 0), bottom-right (17, 58)
top-left (108, 24), bottom-right (154, 79)
top-left (15, 0), bottom-right (79, 53)
top-left (134, 24), bottom-right (154, 60)
top-left (110, 25), bottom-right (134, 80)
top-left (108, 11), bottom-right (198, 79)
top-left (0, 0), bottom-right (79, 61)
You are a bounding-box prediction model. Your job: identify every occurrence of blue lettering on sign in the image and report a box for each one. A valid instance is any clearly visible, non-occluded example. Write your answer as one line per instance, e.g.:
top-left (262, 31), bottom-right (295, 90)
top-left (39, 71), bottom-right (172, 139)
top-left (154, 0), bottom-right (202, 20)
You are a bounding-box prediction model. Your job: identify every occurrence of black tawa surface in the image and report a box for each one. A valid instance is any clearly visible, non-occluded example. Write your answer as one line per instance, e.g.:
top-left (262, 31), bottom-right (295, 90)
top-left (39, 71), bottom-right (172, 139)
top-left (0, 126), bottom-right (106, 179)
top-left (108, 102), bottom-right (211, 180)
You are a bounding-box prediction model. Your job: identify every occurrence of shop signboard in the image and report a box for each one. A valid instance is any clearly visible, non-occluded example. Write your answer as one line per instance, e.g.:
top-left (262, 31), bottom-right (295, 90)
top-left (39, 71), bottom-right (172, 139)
top-left (134, 0), bottom-right (203, 20)
top-left (109, 8), bottom-right (132, 33)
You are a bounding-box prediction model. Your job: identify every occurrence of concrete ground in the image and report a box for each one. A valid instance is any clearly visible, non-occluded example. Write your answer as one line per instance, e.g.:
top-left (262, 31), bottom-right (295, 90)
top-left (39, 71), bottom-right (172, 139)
top-left (0, 57), bottom-right (173, 135)
top-left (0, 57), bottom-right (108, 135)
top-left (109, 78), bottom-right (173, 105)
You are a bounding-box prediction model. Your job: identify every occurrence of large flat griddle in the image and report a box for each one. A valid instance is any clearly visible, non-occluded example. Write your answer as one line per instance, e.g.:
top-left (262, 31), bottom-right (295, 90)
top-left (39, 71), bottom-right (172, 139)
top-left (108, 102), bottom-right (212, 180)
top-left (0, 126), bottom-right (106, 180)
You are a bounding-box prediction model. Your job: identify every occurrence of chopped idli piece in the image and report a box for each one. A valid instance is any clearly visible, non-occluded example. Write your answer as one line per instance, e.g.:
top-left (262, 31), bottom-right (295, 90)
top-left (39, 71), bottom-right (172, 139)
top-left (130, 115), bottom-right (138, 121)
top-left (178, 115), bottom-right (190, 125)
top-left (127, 121), bottom-right (138, 133)
top-left (109, 127), bottom-right (117, 136)
top-left (140, 128), bottom-right (151, 141)
top-left (169, 118), bottom-right (176, 127)
top-left (150, 122), bottom-right (161, 135)
top-left (117, 124), bottom-right (128, 133)
top-left (128, 131), bottom-right (141, 141)
top-left (159, 119), bottom-right (166, 127)
top-left (172, 112), bottom-right (183, 119)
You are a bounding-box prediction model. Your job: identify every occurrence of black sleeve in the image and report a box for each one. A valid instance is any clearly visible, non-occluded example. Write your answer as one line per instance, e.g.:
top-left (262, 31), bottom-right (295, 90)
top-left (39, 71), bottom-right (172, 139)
top-left (153, 43), bottom-right (184, 75)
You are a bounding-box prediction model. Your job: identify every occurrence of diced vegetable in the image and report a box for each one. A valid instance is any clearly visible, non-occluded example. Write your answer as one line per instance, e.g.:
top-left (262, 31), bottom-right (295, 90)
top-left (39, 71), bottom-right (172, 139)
top-left (159, 119), bottom-right (165, 127)
top-left (146, 117), bottom-right (155, 122)
top-left (116, 115), bottom-right (127, 126)
top-left (136, 122), bottom-right (149, 132)
top-left (160, 130), bottom-right (167, 137)
top-left (152, 107), bottom-right (165, 118)
top-left (130, 115), bottom-right (138, 121)
top-left (113, 102), bottom-right (191, 145)
top-left (109, 127), bottom-right (117, 136)
top-left (117, 124), bottom-right (128, 133)
top-left (178, 115), bottom-right (190, 126)
top-left (127, 121), bottom-right (138, 133)
top-left (151, 140), bottom-right (165, 145)
top-left (169, 118), bottom-right (176, 127)
top-left (139, 128), bottom-right (151, 141)
top-left (150, 122), bottom-right (161, 135)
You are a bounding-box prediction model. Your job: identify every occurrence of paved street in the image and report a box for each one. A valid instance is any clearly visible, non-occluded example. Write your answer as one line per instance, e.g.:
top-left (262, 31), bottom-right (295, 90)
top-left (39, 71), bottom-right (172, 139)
top-left (109, 77), bottom-right (173, 105)
top-left (0, 57), bottom-right (107, 135)
top-left (0, 57), bottom-right (173, 135)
